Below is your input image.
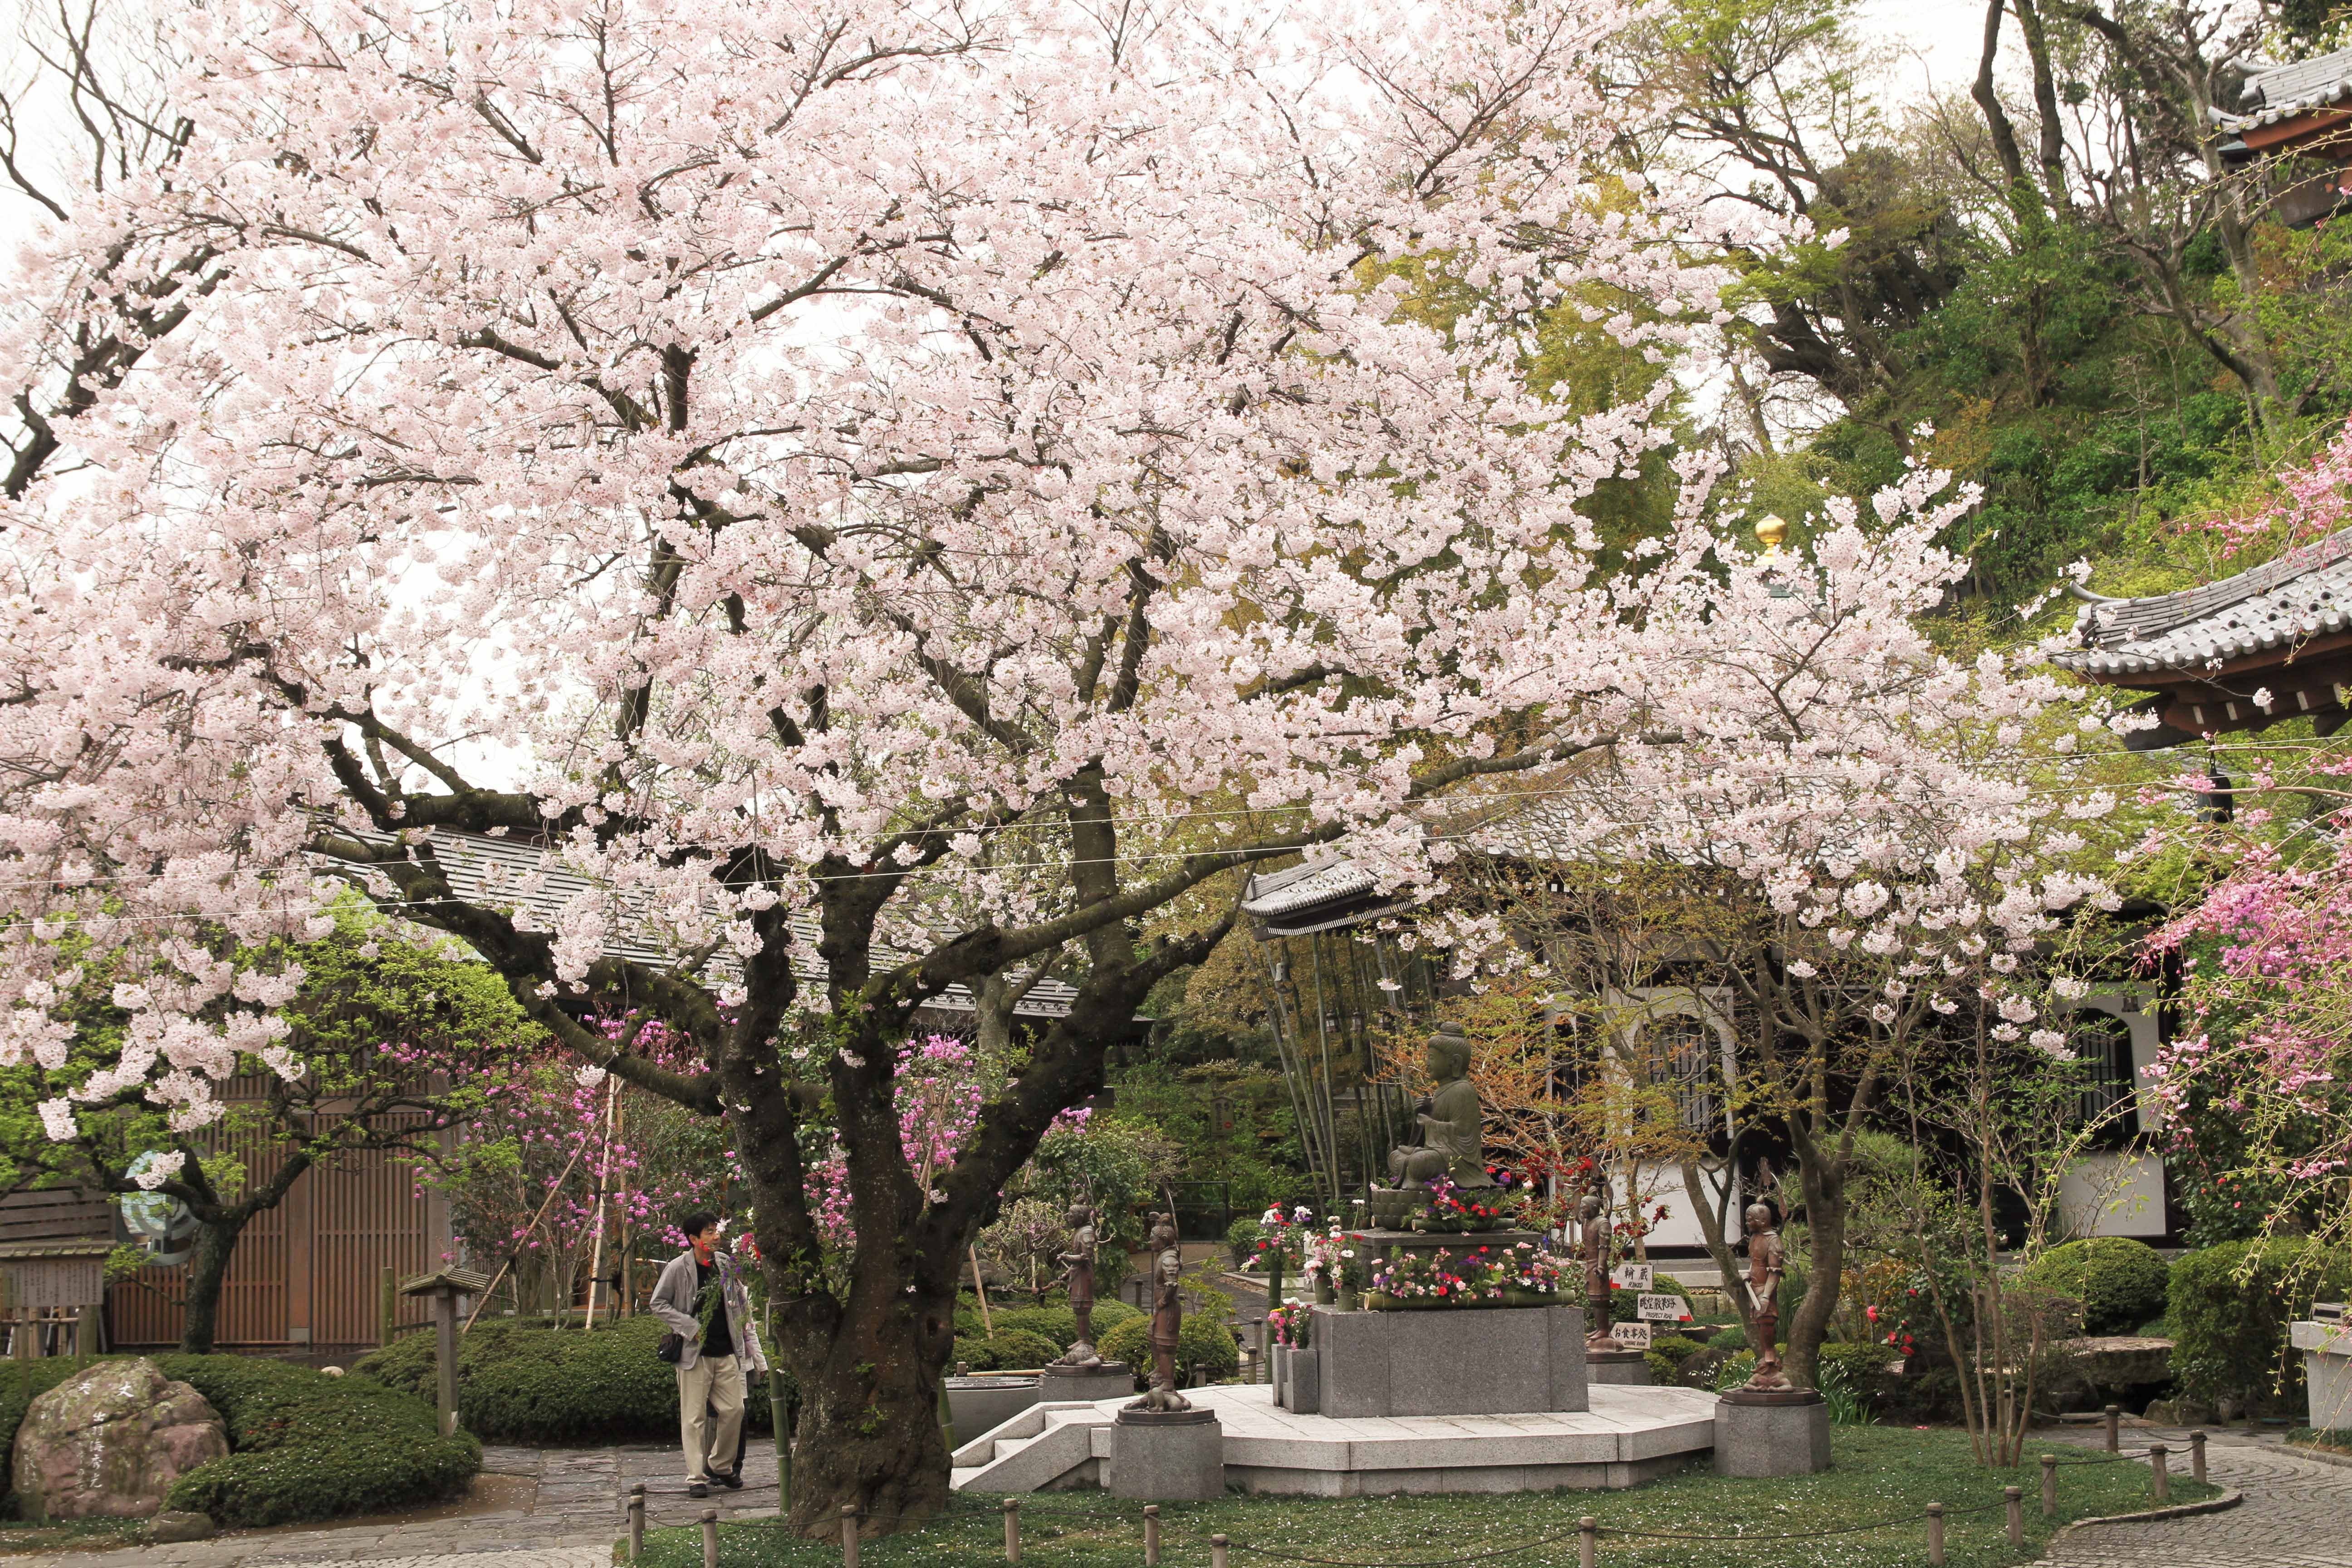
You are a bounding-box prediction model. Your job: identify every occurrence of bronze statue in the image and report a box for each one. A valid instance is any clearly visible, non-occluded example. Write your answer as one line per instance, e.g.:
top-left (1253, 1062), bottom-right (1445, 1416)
top-left (1386, 1023), bottom-right (1498, 1190)
top-left (1050, 1204), bottom-right (1103, 1368)
top-left (1580, 1188), bottom-right (1616, 1350)
top-left (1125, 1214), bottom-right (1192, 1412)
top-left (1738, 1201), bottom-right (1789, 1390)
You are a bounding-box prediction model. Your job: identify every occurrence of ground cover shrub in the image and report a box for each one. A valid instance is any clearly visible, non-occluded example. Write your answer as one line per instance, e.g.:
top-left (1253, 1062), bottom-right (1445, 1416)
top-left (990, 1300), bottom-right (1142, 1352)
top-left (637, 1425), bottom-right (2212, 1568)
top-left (2289, 1426), bottom-right (2352, 1455)
top-left (951, 1330), bottom-right (1063, 1372)
top-left (1642, 1333), bottom-right (1706, 1384)
top-left (156, 1354), bottom-right (479, 1528)
top-left (1, 1356), bottom-right (476, 1527)
top-left (2020, 1239), bottom-right (2170, 1336)
top-left (1226, 1216), bottom-right (1264, 1266)
top-left (1707, 1324), bottom-right (1748, 1351)
top-left (1815, 1342), bottom-right (1896, 1417)
top-left (352, 1313), bottom-right (782, 1441)
top-left (1095, 1313), bottom-right (1239, 1386)
top-left (2170, 1237), bottom-right (2352, 1408)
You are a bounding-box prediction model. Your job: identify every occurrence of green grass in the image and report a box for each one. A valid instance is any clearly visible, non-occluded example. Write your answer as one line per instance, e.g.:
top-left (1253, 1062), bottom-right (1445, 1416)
top-left (639, 1427), bottom-right (2216, 1568)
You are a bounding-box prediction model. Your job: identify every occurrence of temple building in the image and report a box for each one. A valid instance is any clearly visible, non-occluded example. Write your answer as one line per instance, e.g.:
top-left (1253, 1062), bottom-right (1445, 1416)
top-left (2057, 526), bottom-right (2352, 747)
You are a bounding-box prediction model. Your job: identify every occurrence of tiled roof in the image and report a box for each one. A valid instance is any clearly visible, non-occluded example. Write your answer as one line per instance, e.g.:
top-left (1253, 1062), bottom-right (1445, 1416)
top-left (1240, 858), bottom-right (1380, 916)
top-left (2214, 44), bottom-right (2352, 131)
top-left (2053, 528), bottom-right (2352, 679)
top-left (314, 829), bottom-right (1080, 1018)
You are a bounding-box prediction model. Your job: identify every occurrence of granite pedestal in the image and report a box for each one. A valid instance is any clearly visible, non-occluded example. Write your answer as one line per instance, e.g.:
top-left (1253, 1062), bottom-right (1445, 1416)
top-left (1713, 1387), bottom-right (1830, 1476)
top-left (1039, 1362), bottom-right (1136, 1403)
top-left (2293, 1320), bottom-right (2352, 1430)
top-left (1108, 1407), bottom-right (1224, 1500)
top-left (1307, 1303), bottom-right (1588, 1418)
top-left (1272, 1342), bottom-right (1321, 1414)
top-left (1587, 1348), bottom-right (1652, 1386)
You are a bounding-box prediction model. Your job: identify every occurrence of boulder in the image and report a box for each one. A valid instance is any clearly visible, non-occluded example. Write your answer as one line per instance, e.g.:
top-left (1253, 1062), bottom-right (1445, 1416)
top-left (11, 1359), bottom-right (229, 1521)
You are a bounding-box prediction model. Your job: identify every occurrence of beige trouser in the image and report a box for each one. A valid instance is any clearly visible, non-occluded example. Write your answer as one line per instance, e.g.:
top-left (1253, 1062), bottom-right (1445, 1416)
top-left (677, 1352), bottom-right (746, 1482)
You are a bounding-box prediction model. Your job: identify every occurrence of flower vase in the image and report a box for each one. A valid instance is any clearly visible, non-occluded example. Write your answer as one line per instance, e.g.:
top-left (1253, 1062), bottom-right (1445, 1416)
top-left (1336, 1288), bottom-right (1361, 1312)
top-left (1313, 1277), bottom-right (1335, 1306)
top-left (1365, 1290), bottom-right (1398, 1312)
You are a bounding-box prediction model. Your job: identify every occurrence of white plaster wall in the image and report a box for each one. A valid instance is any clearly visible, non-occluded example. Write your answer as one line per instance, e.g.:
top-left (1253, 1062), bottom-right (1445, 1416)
top-left (2055, 993), bottom-right (2171, 1240)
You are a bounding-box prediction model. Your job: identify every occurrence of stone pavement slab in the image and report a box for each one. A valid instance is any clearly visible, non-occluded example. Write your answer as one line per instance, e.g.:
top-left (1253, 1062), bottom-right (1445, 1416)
top-left (16, 1439), bottom-right (785, 1568)
top-left (2040, 1425), bottom-right (2352, 1568)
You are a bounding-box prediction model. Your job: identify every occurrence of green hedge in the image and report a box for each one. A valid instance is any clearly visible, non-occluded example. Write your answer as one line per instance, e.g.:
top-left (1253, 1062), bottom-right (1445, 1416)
top-left (0, 1356), bottom-right (476, 1527)
top-left (352, 1313), bottom-right (783, 1443)
top-left (2170, 1238), bottom-right (2352, 1406)
top-left (950, 1330), bottom-right (1063, 1372)
top-left (987, 1300), bottom-right (1143, 1352)
top-left (1097, 1312), bottom-right (1239, 1386)
top-left (2021, 1238), bottom-right (2170, 1336)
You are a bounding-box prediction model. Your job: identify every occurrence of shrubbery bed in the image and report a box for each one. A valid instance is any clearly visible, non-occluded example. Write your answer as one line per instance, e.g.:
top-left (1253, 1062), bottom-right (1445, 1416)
top-left (2021, 1237), bottom-right (2170, 1335)
top-left (352, 1313), bottom-right (784, 1443)
top-left (0, 1354), bottom-right (477, 1528)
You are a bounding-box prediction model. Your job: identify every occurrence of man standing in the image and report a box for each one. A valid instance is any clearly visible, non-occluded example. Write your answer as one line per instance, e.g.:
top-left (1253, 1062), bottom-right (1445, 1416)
top-left (652, 1210), bottom-right (766, 1498)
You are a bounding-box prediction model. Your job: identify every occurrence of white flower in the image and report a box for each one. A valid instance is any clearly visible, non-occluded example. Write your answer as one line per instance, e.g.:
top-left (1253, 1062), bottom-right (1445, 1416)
top-left (838, 1052), bottom-right (865, 1068)
top-left (1870, 1003), bottom-right (1897, 1025)
top-left (2029, 1029), bottom-right (2074, 1059)
top-left (1785, 959), bottom-right (1818, 979)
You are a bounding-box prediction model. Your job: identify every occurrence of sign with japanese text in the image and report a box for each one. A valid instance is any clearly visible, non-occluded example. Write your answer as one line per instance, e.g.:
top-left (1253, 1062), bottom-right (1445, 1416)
top-left (1611, 1263), bottom-right (1652, 1290)
top-left (1637, 1293), bottom-right (1688, 1323)
top-left (1609, 1321), bottom-right (1651, 1349)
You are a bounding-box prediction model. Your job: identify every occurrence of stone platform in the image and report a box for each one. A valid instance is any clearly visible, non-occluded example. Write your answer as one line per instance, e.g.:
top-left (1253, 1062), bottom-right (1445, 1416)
top-left (951, 1383), bottom-right (1720, 1496)
top-left (1298, 1303), bottom-right (1588, 1417)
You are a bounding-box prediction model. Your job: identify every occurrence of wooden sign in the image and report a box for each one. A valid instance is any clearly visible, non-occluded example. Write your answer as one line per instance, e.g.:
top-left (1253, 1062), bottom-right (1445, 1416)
top-left (1637, 1293), bottom-right (1688, 1323)
top-left (1611, 1263), bottom-right (1652, 1290)
top-left (1608, 1321), bottom-right (1651, 1349)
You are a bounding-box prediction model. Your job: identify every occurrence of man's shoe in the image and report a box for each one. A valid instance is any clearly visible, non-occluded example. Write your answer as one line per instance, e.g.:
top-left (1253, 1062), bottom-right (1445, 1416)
top-left (716, 1470), bottom-right (744, 1490)
top-left (686, 1481), bottom-right (709, 1499)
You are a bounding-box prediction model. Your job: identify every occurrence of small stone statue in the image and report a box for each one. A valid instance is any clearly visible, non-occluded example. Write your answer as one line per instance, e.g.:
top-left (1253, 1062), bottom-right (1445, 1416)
top-left (1125, 1214), bottom-right (1191, 1413)
top-left (1580, 1189), bottom-right (1616, 1350)
top-left (1739, 1201), bottom-right (1789, 1391)
top-left (1385, 1023), bottom-right (1498, 1190)
top-left (1050, 1204), bottom-right (1103, 1368)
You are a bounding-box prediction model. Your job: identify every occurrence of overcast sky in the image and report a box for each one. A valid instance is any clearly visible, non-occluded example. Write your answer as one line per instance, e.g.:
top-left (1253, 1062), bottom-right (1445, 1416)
top-left (1866, 0), bottom-right (1989, 105)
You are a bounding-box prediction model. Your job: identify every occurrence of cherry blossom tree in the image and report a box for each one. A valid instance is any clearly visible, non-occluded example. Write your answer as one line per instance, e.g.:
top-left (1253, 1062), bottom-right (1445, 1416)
top-left (0, 0), bottom-right (2114, 1529)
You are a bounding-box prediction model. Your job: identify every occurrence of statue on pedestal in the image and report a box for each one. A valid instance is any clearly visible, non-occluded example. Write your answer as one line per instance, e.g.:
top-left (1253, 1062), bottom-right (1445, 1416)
top-left (1738, 1201), bottom-right (1790, 1391)
top-left (1386, 1023), bottom-right (1498, 1190)
top-left (1580, 1188), bottom-right (1617, 1350)
top-left (1050, 1204), bottom-right (1103, 1368)
top-left (1125, 1214), bottom-right (1192, 1412)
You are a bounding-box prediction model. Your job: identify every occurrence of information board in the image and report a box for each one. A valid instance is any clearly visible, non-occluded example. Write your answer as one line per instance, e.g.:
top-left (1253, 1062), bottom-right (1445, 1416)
top-left (1608, 1321), bottom-right (1651, 1349)
top-left (1637, 1293), bottom-right (1688, 1323)
top-left (1611, 1263), bottom-right (1652, 1290)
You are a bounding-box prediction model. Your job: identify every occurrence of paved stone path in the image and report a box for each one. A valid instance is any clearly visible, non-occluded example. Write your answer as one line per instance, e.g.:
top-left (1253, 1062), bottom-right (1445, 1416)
top-left (23, 1440), bottom-right (784, 1568)
top-left (2041, 1424), bottom-right (2352, 1568)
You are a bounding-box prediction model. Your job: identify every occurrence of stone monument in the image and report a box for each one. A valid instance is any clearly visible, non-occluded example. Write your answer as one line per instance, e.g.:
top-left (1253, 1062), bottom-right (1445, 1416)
top-left (1040, 1204), bottom-right (1132, 1401)
top-left (10, 1359), bottom-right (228, 1522)
top-left (1306, 1026), bottom-right (1591, 1420)
top-left (1579, 1186), bottom-right (1648, 1384)
top-left (1386, 1022), bottom-right (1500, 1191)
top-left (1110, 1215), bottom-right (1222, 1499)
top-left (1715, 1202), bottom-right (1828, 1475)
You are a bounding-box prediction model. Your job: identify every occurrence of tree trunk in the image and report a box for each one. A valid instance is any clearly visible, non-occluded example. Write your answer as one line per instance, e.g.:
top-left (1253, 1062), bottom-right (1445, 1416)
top-left (777, 1270), bottom-right (960, 1534)
top-left (179, 1211), bottom-right (251, 1354)
top-left (1783, 1139), bottom-right (1848, 1391)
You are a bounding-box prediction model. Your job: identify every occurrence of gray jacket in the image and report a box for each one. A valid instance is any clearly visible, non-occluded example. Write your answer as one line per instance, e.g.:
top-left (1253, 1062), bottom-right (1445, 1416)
top-left (651, 1250), bottom-right (766, 1372)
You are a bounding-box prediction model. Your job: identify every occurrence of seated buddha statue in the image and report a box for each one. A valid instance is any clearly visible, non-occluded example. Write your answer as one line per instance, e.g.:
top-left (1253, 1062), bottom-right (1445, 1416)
top-left (1386, 1022), bottom-right (1498, 1190)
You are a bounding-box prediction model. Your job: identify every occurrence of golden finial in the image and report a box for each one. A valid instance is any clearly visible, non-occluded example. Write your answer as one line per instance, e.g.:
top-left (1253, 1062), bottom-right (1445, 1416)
top-left (1754, 514), bottom-right (1789, 550)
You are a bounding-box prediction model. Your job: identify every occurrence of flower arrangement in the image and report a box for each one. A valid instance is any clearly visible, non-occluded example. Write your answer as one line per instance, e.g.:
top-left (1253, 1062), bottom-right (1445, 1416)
top-left (1412, 1172), bottom-right (1525, 1233)
top-left (1248, 1204), bottom-right (1317, 1273)
top-left (1266, 1297), bottom-right (1313, 1348)
top-left (1365, 1240), bottom-right (1574, 1308)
